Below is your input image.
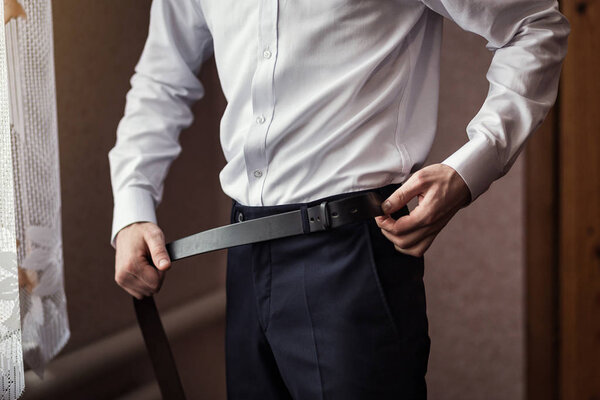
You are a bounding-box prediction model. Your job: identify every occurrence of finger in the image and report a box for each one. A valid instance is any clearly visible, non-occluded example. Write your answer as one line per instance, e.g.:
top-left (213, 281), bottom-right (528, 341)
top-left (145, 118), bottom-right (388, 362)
top-left (125, 256), bottom-right (163, 294)
top-left (394, 233), bottom-right (437, 258)
top-left (144, 228), bottom-right (171, 271)
top-left (381, 222), bottom-right (433, 248)
top-left (380, 228), bottom-right (406, 248)
top-left (377, 197), bottom-right (432, 235)
top-left (376, 212), bottom-right (409, 233)
top-left (381, 175), bottom-right (424, 215)
top-left (389, 196), bottom-right (438, 235)
top-left (116, 269), bottom-right (152, 298)
top-left (123, 286), bottom-right (145, 300)
top-left (397, 235), bottom-right (436, 257)
top-left (379, 218), bottom-right (442, 250)
top-left (375, 215), bottom-right (392, 231)
top-left (379, 227), bottom-right (431, 251)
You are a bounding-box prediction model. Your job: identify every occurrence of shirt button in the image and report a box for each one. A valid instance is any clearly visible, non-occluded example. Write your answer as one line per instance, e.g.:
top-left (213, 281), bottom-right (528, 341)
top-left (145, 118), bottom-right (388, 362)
top-left (263, 49), bottom-right (272, 59)
top-left (256, 115), bottom-right (266, 124)
top-left (253, 169), bottom-right (263, 178)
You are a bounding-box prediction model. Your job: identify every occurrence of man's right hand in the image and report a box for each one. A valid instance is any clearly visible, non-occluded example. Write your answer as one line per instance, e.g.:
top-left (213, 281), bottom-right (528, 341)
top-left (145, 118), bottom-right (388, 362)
top-left (114, 222), bottom-right (171, 300)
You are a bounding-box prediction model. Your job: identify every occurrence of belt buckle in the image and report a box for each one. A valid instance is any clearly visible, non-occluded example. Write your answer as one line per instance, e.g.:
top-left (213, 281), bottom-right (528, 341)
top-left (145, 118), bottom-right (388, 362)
top-left (318, 201), bottom-right (331, 230)
top-left (308, 200), bottom-right (331, 232)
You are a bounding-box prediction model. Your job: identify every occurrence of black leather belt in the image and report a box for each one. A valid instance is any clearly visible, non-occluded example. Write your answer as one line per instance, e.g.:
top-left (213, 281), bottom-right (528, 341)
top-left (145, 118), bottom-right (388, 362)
top-left (133, 190), bottom-right (386, 399)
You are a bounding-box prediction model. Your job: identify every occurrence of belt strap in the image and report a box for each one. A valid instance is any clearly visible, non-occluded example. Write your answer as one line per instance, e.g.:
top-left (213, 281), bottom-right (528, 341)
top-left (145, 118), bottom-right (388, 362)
top-left (133, 191), bottom-right (385, 399)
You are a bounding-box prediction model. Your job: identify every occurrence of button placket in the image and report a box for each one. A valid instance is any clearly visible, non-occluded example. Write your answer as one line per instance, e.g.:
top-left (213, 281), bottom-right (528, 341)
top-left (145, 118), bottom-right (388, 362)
top-left (243, 0), bottom-right (279, 205)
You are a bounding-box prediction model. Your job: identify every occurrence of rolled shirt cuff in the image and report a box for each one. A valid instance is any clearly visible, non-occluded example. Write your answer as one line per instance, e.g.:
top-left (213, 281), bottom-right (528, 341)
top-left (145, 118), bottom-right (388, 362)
top-left (110, 186), bottom-right (158, 249)
top-left (441, 134), bottom-right (502, 203)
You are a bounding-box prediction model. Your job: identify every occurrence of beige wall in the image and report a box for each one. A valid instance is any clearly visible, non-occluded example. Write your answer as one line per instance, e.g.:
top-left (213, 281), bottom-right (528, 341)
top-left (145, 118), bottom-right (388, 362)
top-left (24, 1), bottom-right (228, 398)
top-left (424, 21), bottom-right (525, 400)
top-left (24, 3), bottom-right (525, 399)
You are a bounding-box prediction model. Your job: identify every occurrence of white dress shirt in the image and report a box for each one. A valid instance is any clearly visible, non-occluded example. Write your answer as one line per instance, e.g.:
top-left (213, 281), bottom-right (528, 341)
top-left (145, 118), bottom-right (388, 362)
top-left (108, 0), bottom-right (569, 248)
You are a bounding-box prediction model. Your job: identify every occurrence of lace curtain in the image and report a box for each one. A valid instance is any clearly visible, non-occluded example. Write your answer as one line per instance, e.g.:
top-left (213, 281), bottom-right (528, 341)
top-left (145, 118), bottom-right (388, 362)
top-left (1, 0), bottom-right (69, 398)
top-left (0, 1), bottom-right (23, 397)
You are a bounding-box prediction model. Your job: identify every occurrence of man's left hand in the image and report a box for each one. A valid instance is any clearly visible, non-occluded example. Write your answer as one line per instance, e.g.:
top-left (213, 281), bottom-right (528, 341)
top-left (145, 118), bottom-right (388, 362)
top-left (375, 164), bottom-right (471, 257)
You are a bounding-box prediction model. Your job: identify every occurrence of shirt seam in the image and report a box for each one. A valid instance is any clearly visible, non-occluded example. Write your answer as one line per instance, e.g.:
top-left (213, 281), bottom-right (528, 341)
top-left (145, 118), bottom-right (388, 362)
top-left (392, 30), bottom-right (415, 177)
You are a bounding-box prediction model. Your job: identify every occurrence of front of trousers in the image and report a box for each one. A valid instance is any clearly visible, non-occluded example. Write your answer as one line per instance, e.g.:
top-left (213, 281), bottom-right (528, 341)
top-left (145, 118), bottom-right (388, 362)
top-left (225, 183), bottom-right (430, 400)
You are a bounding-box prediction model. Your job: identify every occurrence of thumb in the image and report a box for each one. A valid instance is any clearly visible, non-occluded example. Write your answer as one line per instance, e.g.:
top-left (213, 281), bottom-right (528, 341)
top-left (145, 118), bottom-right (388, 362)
top-left (381, 175), bottom-right (423, 215)
top-left (144, 228), bottom-right (171, 271)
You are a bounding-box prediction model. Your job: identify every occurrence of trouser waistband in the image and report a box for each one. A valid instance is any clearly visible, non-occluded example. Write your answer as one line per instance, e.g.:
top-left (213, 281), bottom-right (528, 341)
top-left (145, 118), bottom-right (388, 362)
top-left (231, 182), bottom-right (403, 222)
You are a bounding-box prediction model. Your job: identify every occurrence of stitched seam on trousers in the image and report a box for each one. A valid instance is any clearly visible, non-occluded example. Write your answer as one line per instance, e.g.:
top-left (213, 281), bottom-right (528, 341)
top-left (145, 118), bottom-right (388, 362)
top-left (361, 221), bottom-right (404, 344)
top-left (302, 262), bottom-right (326, 400)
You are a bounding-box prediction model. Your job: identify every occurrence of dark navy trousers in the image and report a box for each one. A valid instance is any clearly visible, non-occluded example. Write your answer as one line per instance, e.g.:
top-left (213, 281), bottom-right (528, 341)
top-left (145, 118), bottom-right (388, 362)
top-left (225, 183), bottom-right (430, 399)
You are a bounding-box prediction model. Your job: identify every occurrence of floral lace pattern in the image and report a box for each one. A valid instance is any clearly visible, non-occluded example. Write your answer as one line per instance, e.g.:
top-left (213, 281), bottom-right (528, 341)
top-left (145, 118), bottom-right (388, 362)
top-left (0, 1), bottom-right (24, 396)
top-left (1, 0), bottom-right (69, 397)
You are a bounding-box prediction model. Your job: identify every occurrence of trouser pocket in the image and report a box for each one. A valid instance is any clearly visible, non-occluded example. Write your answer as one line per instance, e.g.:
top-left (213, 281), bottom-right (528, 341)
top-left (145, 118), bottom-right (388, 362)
top-left (362, 215), bottom-right (431, 379)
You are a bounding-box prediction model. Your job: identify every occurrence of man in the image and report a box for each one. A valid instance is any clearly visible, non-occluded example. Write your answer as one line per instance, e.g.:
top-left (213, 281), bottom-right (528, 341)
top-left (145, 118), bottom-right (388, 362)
top-left (109, 0), bottom-right (569, 398)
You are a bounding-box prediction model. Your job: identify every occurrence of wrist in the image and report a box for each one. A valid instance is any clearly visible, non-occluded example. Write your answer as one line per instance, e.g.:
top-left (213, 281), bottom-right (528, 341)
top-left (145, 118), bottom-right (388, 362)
top-left (449, 167), bottom-right (472, 207)
top-left (115, 221), bottom-right (152, 247)
top-left (437, 163), bottom-right (471, 207)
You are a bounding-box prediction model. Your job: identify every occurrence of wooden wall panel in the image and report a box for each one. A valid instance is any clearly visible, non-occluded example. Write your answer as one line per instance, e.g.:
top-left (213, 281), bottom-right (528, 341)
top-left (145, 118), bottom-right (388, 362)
top-left (559, 1), bottom-right (600, 399)
top-left (525, 108), bottom-right (559, 400)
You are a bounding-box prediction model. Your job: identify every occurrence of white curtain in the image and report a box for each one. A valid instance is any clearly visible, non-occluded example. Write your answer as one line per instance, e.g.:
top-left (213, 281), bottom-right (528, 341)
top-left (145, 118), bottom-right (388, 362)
top-left (0, 0), bottom-right (24, 397)
top-left (1, 0), bottom-right (69, 398)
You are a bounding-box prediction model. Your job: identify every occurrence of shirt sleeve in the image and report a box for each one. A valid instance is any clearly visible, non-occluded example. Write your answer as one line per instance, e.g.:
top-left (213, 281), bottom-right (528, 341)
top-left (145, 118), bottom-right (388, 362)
top-left (108, 0), bottom-right (214, 249)
top-left (419, 0), bottom-right (570, 202)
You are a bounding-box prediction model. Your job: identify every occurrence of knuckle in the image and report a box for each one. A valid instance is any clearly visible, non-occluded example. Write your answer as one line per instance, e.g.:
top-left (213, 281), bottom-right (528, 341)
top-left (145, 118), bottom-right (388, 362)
top-left (394, 190), bottom-right (406, 204)
top-left (149, 244), bottom-right (166, 256)
top-left (115, 270), bottom-right (131, 286)
top-left (395, 237), bottom-right (407, 248)
top-left (146, 227), bottom-right (164, 240)
top-left (413, 172), bottom-right (425, 186)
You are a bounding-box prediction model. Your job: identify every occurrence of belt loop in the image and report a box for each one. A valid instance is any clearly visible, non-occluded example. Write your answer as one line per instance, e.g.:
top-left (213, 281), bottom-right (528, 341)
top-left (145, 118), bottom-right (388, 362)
top-left (319, 201), bottom-right (331, 230)
top-left (300, 205), bottom-right (310, 234)
top-left (230, 199), bottom-right (237, 224)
